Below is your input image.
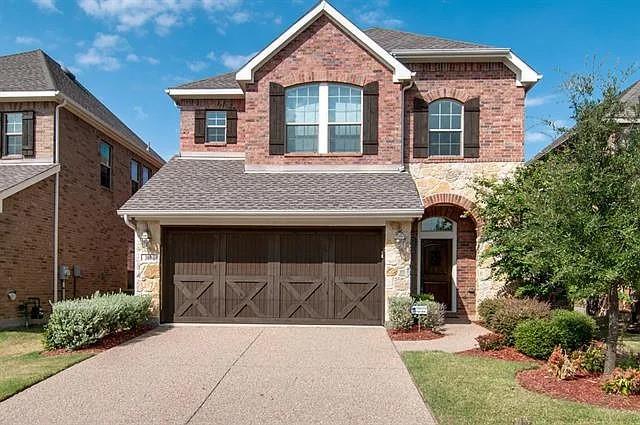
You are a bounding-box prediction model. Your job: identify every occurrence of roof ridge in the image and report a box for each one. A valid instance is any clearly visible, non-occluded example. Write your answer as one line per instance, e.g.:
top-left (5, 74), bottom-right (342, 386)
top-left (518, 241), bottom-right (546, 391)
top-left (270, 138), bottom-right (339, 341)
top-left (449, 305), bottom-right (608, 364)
top-left (38, 50), bottom-right (61, 91)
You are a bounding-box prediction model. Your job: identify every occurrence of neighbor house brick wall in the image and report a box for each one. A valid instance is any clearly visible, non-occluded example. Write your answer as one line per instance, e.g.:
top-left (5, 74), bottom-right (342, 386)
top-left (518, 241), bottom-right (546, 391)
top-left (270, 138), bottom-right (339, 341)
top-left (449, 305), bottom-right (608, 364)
top-left (0, 101), bottom-right (55, 160)
top-left (57, 108), bottom-right (157, 299)
top-left (404, 62), bottom-right (525, 163)
top-left (178, 98), bottom-right (245, 154)
top-left (0, 176), bottom-right (54, 324)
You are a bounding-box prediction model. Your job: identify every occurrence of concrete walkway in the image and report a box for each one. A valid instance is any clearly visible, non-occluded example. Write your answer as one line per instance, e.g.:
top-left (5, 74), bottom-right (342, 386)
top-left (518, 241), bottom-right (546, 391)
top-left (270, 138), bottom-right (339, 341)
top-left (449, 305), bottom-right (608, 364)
top-left (0, 326), bottom-right (436, 425)
top-left (394, 322), bottom-right (489, 352)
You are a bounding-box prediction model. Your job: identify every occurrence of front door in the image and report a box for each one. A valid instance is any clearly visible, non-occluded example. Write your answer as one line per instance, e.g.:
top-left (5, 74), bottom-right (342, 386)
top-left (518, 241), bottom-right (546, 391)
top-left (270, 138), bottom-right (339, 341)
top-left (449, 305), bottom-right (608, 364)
top-left (421, 239), bottom-right (453, 310)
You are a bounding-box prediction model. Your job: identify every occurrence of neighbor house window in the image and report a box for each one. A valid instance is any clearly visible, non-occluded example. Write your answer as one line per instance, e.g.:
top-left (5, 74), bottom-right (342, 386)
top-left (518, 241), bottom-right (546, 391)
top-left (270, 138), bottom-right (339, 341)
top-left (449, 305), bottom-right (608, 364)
top-left (206, 111), bottom-right (226, 143)
top-left (285, 83), bottom-right (362, 154)
top-left (428, 99), bottom-right (463, 156)
top-left (4, 112), bottom-right (23, 156)
top-left (100, 141), bottom-right (112, 188)
top-left (131, 160), bottom-right (140, 194)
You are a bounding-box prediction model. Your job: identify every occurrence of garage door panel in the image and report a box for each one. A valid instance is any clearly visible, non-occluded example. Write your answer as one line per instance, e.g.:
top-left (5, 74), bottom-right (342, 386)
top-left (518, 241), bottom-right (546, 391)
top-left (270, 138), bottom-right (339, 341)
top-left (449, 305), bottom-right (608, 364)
top-left (225, 278), bottom-right (274, 318)
top-left (279, 279), bottom-right (327, 319)
top-left (173, 275), bottom-right (220, 320)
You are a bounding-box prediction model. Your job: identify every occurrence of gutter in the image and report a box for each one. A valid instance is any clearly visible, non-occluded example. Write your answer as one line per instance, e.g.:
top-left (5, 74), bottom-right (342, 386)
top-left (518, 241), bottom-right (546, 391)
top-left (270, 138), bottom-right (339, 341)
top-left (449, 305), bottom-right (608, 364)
top-left (53, 98), bottom-right (67, 303)
top-left (117, 208), bottom-right (425, 220)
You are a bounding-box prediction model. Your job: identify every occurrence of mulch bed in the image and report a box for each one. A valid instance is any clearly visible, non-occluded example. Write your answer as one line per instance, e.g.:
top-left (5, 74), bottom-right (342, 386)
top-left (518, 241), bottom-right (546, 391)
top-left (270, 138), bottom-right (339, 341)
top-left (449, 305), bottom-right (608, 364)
top-left (517, 367), bottom-right (640, 411)
top-left (459, 347), bottom-right (541, 363)
top-left (387, 325), bottom-right (444, 341)
top-left (43, 324), bottom-right (155, 356)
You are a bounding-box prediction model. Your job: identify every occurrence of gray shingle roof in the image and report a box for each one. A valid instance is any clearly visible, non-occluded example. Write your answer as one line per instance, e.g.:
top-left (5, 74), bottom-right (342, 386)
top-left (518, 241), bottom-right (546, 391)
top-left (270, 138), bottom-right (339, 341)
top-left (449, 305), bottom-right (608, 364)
top-left (120, 158), bottom-right (423, 213)
top-left (0, 163), bottom-right (57, 195)
top-left (363, 28), bottom-right (491, 51)
top-left (0, 50), bottom-right (164, 165)
top-left (171, 72), bottom-right (240, 90)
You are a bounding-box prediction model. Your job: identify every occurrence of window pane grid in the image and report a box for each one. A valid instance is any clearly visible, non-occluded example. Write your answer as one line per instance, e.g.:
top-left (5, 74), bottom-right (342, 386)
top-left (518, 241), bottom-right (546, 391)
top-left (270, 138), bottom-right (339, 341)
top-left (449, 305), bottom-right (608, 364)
top-left (206, 111), bottom-right (226, 142)
top-left (428, 100), bottom-right (463, 156)
top-left (4, 113), bottom-right (22, 156)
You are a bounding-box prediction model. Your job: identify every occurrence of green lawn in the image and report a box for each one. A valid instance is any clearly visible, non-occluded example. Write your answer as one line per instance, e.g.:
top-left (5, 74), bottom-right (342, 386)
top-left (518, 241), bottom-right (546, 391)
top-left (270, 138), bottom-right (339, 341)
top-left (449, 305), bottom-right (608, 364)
top-left (403, 351), bottom-right (640, 425)
top-left (0, 328), bottom-right (91, 401)
top-left (621, 333), bottom-right (640, 354)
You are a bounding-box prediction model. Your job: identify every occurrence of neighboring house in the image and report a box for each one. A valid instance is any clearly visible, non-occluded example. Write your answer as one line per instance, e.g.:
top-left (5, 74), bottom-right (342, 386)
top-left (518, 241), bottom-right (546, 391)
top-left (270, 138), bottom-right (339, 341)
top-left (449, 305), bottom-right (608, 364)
top-left (533, 79), bottom-right (640, 160)
top-left (0, 50), bottom-right (164, 327)
top-left (119, 1), bottom-right (540, 324)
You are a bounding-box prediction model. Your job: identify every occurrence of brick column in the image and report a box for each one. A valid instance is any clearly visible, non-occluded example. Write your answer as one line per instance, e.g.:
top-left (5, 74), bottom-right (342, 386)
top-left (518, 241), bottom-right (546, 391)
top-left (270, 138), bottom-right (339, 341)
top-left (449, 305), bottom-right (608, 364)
top-left (384, 220), bottom-right (412, 321)
top-left (134, 221), bottom-right (161, 321)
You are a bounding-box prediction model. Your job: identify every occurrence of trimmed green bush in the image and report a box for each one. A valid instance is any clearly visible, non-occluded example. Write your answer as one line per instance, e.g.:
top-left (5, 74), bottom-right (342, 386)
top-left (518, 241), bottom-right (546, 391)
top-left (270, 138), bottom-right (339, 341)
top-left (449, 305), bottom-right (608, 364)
top-left (44, 292), bottom-right (151, 350)
top-left (513, 310), bottom-right (595, 359)
top-left (479, 298), bottom-right (551, 345)
top-left (388, 295), bottom-right (413, 330)
top-left (413, 299), bottom-right (445, 331)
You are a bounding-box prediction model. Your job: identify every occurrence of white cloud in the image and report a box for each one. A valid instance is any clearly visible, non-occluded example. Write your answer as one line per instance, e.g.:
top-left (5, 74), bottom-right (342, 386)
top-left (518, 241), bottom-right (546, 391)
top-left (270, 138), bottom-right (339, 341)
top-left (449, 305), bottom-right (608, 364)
top-left (273, 16), bottom-right (282, 25)
top-left (187, 60), bottom-right (208, 72)
top-left (356, 1), bottom-right (403, 28)
top-left (525, 131), bottom-right (551, 144)
top-left (32, 0), bottom-right (59, 12)
top-left (220, 52), bottom-right (256, 70)
top-left (77, 0), bottom-right (245, 35)
top-left (206, 51), bottom-right (217, 61)
top-left (75, 32), bottom-right (128, 71)
top-left (126, 53), bottom-right (140, 62)
top-left (229, 11), bottom-right (251, 24)
top-left (525, 94), bottom-right (557, 107)
top-left (93, 33), bottom-right (125, 50)
top-left (145, 56), bottom-right (160, 65)
top-left (133, 106), bottom-right (148, 120)
top-left (15, 36), bottom-right (41, 45)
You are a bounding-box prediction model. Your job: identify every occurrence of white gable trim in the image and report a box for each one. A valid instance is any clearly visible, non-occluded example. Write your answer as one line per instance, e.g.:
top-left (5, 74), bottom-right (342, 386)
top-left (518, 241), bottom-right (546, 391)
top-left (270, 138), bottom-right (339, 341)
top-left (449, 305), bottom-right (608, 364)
top-left (0, 164), bottom-right (60, 213)
top-left (235, 1), bottom-right (413, 84)
top-left (165, 88), bottom-right (245, 99)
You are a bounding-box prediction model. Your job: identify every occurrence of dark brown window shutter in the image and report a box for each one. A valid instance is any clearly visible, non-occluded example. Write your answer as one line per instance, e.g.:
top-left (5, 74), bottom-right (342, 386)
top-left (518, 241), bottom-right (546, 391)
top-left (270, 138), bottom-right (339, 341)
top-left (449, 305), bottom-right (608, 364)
top-left (413, 98), bottom-right (429, 158)
top-left (362, 81), bottom-right (379, 155)
top-left (464, 97), bottom-right (480, 158)
top-left (269, 82), bottom-right (285, 155)
top-left (226, 110), bottom-right (237, 144)
top-left (22, 111), bottom-right (35, 157)
top-left (194, 110), bottom-right (205, 144)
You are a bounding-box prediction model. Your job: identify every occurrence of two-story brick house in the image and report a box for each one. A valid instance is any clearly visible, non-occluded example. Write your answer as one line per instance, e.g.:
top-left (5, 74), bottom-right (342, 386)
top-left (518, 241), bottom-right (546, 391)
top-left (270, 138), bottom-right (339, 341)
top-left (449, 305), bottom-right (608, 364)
top-left (0, 50), bottom-right (164, 327)
top-left (120, 1), bottom-right (540, 324)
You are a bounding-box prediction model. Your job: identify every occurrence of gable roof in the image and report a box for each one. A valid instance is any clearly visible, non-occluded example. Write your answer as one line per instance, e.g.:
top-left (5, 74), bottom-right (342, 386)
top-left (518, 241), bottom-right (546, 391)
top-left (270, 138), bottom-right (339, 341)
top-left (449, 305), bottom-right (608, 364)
top-left (0, 163), bottom-right (60, 212)
top-left (118, 157), bottom-right (423, 218)
top-left (0, 50), bottom-right (164, 167)
top-left (364, 28), bottom-right (490, 51)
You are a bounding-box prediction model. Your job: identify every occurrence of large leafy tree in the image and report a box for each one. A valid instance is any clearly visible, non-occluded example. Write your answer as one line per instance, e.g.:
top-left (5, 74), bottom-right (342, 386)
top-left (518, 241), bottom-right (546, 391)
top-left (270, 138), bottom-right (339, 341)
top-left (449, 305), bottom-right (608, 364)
top-left (475, 71), bottom-right (640, 372)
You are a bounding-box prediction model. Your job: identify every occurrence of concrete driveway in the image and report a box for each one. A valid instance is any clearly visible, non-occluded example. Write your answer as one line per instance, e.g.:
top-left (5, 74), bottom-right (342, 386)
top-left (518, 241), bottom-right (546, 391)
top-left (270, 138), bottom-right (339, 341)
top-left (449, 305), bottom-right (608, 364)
top-left (0, 326), bottom-right (435, 425)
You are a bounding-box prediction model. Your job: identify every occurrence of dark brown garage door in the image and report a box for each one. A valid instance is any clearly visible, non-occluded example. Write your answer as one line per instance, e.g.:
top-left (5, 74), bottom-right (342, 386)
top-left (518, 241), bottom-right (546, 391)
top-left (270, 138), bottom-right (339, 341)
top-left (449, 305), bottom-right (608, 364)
top-left (161, 228), bottom-right (384, 325)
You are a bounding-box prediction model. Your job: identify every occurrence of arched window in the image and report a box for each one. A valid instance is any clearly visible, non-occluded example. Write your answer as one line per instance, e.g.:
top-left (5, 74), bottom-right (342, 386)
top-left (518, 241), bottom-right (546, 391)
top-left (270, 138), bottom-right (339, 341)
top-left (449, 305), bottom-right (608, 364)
top-left (285, 83), bottom-right (362, 153)
top-left (428, 99), bottom-right (463, 156)
top-left (420, 216), bottom-right (454, 232)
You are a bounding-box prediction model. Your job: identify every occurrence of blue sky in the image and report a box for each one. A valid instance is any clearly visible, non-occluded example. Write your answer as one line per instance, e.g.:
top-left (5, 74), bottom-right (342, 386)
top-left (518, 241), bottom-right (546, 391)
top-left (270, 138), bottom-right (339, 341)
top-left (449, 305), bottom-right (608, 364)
top-left (1, 0), bottom-right (638, 160)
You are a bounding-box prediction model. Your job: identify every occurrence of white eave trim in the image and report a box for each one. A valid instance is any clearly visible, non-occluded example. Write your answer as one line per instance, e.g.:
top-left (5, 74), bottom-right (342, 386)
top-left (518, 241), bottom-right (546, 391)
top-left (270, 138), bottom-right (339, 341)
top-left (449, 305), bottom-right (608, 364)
top-left (118, 208), bottom-right (424, 220)
top-left (235, 1), bottom-right (412, 84)
top-left (392, 48), bottom-right (542, 87)
top-left (0, 164), bottom-right (60, 212)
top-left (165, 88), bottom-right (245, 99)
top-left (0, 90), bottom-right (59, 101)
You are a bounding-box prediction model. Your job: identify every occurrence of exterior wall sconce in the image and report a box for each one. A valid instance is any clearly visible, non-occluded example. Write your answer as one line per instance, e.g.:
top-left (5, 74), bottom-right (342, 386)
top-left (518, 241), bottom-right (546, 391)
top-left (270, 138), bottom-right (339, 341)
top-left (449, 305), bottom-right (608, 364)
top-left (7, 289), bottom-right (16, 301)
top-left (140, 228), bottom-right (151, 249)
top-left (394, 229), bottom-right (407, 247)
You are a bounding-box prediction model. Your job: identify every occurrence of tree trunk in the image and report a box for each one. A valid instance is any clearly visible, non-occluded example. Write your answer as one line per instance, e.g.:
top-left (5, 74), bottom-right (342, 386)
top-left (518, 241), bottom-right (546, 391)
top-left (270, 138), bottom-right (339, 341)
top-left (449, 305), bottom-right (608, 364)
top-left (604, 281), bottom-right (619, 374)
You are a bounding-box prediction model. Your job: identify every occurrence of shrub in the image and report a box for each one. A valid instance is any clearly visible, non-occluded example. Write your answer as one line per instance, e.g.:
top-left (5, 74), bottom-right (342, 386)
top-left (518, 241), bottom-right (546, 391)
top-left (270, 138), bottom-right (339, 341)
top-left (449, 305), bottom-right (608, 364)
top-left (413, 293), bottom-right (435, 302)
top-left (413, 299), bottom-right (445, 331)
top-left (476, 333), bottom-right (506, 351)
top-left (547, 346), bottom-right (580, 380)
top-left (513, 310), bottom-right (596, 359)
top-left (581, 341), bottom-right (606, 373)
top-left (602, 368), bottom-right (640, 396)
top-left (44, 292), bottom-right (151, 350)
top-left (388, 295), bottom-right (413, 330)
top-left (617, 352), bottom-right (640, 370)
top-left (479, 298), bottom-right (551, 345)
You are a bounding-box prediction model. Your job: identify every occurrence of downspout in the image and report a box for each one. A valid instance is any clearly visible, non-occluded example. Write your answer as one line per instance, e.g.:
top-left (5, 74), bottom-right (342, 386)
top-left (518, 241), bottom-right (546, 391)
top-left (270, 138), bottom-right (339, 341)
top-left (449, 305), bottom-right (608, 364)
top-left (53, 98), bottom-right (67, 303)
top-left (123, 214), bottom-right (136, 231)
top-left (400, 80), bottom-right (414, 172)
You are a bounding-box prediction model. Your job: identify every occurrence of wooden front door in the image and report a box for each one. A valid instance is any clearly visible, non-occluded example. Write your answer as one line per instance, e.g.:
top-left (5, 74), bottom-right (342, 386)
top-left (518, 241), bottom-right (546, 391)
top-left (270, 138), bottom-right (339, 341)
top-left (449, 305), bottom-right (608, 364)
top-left (421, 239), bottom-right (453, 310)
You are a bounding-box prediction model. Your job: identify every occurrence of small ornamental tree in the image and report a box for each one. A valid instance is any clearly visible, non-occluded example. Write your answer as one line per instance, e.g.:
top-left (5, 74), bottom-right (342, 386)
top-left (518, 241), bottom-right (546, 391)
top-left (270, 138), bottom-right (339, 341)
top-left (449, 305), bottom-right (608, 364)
top-left (475, 69), bottom-right (640, 372)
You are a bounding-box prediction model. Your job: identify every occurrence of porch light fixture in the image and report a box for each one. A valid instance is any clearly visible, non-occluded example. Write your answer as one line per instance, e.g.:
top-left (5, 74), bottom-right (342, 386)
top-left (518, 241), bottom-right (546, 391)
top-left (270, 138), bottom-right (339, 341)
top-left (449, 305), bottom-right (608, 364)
top-left (7, 289), bottom-right (16, 301)
top-left (394, 230), bottom-right (407, 246)
top-left (140, 228), bottom-right (151, 249)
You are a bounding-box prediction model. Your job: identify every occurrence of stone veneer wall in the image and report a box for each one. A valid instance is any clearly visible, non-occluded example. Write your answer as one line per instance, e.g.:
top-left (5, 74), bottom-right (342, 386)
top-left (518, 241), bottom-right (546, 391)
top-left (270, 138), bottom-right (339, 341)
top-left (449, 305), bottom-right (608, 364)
top-left (409, 161), bottom-right (521, 316)
top-left (134, 221), bottom-right (161, 320)
top-left (384, 221), bottom-right (412, 320)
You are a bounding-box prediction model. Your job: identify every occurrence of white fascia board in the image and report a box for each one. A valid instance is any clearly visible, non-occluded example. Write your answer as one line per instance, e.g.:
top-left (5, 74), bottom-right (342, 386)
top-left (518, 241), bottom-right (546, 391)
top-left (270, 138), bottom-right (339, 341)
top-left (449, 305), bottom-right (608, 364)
top-left (235, 1), bottom-right (412, 84)
top-left (0, 164), bottom-right (60, 209)
top-left (392, 48), bottom-right (542, 87)
top-left (117, 208), bottom-right (425, 220)
top-left (165, 88), bottom-right (245, 99)
top-left (0, 90), bottom-right (59, 101)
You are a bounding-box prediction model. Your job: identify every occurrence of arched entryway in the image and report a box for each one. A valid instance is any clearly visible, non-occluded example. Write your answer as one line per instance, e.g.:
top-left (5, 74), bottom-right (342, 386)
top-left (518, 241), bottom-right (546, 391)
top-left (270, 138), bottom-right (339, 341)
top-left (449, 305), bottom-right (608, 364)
top-left (416, 202), bottom-right (478, 318)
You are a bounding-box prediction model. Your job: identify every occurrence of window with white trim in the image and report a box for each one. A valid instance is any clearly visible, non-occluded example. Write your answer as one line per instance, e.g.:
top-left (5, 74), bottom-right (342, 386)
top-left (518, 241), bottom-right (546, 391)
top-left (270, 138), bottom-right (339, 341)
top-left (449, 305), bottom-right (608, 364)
top-left (206, 111), bottom-right (227, 143)
top-left (100, 141), bottom-right (112, 189)
top-left (4, 112), bottom-right (23, 156)
top-left (428, 99), bottom-right (463, 156)
top-left (286, 83), bottom-right (362, 153)
top-left (420, 217), bottom-right (454, 232)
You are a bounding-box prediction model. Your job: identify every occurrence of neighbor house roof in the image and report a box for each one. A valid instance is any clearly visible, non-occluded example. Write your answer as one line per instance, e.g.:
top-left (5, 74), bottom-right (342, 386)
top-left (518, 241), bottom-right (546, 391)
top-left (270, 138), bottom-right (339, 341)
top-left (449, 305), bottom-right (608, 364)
top-left (0, 163), bottom-right (60, 211)
top-left (532, 79), bottom-right (640, 161)
top-left (0, 50), bottom-right (164, 167)
top-left (118, 158), bottom-right (424, 217)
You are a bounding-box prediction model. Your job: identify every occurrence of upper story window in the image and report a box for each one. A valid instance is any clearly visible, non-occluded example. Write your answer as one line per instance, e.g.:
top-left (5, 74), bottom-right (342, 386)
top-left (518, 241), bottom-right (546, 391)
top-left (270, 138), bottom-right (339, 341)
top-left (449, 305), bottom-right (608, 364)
top-left (206, 111), bottom-right (227, 143)
top-left (4, 112), bottom-right (23, 156)
top-left (428, 99), bottom-right (463, 156)
top-left (100, 141), bottom-right (112, 189)
top-left (131, 160), bottom-right (140, 194)
top-left (285, 83), bottom-right (362, 154)
top-left (141, 166), bottom-right (151, 184)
